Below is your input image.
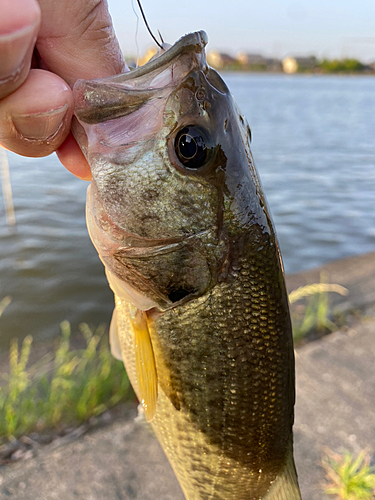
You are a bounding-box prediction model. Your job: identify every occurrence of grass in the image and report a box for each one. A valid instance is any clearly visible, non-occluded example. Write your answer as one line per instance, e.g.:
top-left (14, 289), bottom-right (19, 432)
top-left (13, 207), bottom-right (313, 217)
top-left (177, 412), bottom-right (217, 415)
top-left (0, 275), bottom-right (355, 443)
top-left (0, 296), bottom-right (11, 318)
top-left (289, 275), bottom-right (348, 342)
top-left (322, 449), bottom-right (375, 499)
top-left (0, 274), bottom-right (348, 439)
top-left (0, 319), bottom-right (131, 440)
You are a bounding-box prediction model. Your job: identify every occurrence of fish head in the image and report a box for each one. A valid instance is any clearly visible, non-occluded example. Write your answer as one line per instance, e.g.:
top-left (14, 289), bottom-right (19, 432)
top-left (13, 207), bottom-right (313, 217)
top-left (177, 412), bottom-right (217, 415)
top-left (73, 31), bottom-right (274, 311)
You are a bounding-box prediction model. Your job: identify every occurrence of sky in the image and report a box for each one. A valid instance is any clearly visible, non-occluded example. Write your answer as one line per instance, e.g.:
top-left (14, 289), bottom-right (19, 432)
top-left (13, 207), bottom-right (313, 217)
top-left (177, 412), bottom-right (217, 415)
top-left (107, 0), bottom-right (375, 63)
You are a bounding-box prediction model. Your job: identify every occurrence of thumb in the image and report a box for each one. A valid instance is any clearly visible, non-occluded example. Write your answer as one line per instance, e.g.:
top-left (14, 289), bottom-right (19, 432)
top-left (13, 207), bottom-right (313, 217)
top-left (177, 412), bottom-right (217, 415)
top-left (36, 0), bottom-right (126, 84)
top-left (37, 0), bottom-right (127, 178)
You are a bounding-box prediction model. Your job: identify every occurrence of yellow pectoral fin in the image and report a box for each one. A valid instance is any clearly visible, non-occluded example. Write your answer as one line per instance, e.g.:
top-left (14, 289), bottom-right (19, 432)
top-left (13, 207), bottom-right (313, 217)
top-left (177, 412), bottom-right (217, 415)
top-left (130, 308), bottom-right (158, 422)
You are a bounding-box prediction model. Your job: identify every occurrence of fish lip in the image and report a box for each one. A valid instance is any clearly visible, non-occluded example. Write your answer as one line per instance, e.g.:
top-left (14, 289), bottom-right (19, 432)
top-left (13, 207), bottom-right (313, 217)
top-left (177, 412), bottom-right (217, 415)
top-left (106, 31), bottom-right (208, 84)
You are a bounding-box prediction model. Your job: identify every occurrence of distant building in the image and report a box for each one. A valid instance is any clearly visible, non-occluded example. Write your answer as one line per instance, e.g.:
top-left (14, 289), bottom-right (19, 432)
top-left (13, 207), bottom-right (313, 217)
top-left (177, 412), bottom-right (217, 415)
top-left (236, 52), bottom-right (282, 72)
top-left (207, 51), bottom-right (237, 69)
top-left (265, 58), bottom-right (283, 72)
top-left (236, 52), bottom-right (267, 66)
top-left (138, 47), bottom-right (158, 67)
top-left (282, 56), bottom-right (318, 73)
top-left (282, 57), bottom-right (298, 74)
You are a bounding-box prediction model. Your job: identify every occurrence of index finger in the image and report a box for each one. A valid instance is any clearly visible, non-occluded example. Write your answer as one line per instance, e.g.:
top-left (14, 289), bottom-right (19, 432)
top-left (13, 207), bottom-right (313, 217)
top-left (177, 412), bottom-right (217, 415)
top-left (0, 0), bottom-right (40, 99)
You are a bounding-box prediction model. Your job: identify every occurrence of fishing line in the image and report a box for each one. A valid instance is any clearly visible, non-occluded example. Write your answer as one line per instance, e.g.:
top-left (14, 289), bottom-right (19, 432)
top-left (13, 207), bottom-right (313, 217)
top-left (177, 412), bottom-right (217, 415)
top-left (135, 0), bottom-right (163, 49)
top-left (131, 0), bottom-right (140, 68)
top-left (158, 29), bottom-right (164, 45)
top-left (0, 149), bottom-right (16, 227)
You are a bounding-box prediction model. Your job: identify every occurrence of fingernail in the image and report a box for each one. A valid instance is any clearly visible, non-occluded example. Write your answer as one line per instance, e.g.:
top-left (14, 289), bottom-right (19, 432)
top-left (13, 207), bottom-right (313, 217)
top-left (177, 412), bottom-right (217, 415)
top-left (12, 105), bottom-right (69, 141)
top-left (0, 23), bottom-right (38, 82)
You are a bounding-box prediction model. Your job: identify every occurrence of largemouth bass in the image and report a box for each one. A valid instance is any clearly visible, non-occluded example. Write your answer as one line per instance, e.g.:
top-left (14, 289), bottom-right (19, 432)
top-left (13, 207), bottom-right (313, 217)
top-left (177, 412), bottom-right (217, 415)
top-left (73, 31), bottom-right (302, 500)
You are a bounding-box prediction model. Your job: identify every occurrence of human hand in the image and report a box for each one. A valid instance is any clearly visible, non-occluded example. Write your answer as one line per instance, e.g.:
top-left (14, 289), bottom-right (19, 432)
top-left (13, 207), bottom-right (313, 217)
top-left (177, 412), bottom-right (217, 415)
top-left (0, 0), bottom-right (126, 180)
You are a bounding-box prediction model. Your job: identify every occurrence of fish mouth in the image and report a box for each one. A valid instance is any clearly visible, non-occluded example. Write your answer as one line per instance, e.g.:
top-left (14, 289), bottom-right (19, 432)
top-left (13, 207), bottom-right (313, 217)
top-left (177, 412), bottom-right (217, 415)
top-left (74, 31), bottom-right (208, 125)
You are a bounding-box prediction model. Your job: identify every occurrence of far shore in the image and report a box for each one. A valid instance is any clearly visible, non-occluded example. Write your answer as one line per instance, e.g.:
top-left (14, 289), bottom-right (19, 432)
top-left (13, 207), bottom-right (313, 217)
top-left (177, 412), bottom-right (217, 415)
top-left (219, 69), bottom-right (375, 77)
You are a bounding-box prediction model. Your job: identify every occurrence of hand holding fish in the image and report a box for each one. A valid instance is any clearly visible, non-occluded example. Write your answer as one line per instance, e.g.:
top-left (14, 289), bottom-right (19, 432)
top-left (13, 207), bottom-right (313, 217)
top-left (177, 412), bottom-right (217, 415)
top-left (0, 0), bottom-right (125, 179)
top-left (0, 0), bottom-right (303, 495)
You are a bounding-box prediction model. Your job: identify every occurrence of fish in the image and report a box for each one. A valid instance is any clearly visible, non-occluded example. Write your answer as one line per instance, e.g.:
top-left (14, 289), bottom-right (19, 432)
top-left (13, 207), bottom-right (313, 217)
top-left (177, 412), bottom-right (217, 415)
top-left (72, 31), bottom-right (302, 500)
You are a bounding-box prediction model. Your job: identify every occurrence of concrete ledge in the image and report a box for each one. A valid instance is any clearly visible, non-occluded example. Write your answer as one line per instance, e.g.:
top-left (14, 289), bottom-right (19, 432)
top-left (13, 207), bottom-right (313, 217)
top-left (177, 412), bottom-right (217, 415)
top-left (286, 250), bottom-right (375, 314)
top-left (295, 321), bottom-right (375, 500)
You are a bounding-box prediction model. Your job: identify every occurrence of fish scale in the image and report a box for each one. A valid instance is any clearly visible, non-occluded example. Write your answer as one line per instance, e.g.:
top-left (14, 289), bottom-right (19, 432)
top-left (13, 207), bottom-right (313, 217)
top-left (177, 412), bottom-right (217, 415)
top-left (141, 250), bottom-right (293, 499)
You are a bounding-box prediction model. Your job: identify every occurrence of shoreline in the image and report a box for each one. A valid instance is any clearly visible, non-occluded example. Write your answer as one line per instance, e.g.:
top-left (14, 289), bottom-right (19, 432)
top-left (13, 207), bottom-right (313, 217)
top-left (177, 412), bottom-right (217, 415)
top-left (286, 249), bottom-right (375, 316)
top-left (220, 69), bottom-right (375, 77)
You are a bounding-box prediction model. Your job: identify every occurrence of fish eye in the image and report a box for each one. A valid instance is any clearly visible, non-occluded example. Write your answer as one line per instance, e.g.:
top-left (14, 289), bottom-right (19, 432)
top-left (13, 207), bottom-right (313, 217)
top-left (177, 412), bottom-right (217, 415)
top-left (175, 126), bottom-right (211, 169)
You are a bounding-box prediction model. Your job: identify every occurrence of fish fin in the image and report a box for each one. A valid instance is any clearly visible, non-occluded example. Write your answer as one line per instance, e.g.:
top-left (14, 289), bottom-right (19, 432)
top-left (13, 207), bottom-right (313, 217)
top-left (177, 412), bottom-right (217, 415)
top-left (109, 307), bottom-right (122, 361)
top-left (130, 307), bottom-right (158, 422)
top-left (264, 443), bottom-right (302, 500)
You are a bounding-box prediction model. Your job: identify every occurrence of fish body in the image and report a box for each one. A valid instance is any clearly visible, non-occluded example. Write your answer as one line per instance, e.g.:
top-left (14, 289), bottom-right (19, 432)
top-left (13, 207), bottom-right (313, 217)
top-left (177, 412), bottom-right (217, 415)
top-left (73, 31), bottom-right (301, 500)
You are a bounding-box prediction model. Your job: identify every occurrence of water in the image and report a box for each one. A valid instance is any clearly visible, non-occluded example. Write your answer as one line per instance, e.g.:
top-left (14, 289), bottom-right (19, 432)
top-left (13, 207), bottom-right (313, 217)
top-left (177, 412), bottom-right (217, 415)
top-left (225, 73), bottom-right (375, 271)
top-left (0, 74), bottom-right (374, 347)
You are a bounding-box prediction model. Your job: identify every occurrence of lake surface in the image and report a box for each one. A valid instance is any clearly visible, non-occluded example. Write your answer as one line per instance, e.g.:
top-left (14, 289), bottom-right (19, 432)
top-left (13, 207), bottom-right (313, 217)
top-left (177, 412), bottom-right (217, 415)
top-left (1, 74), bottom-right (375, 347)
